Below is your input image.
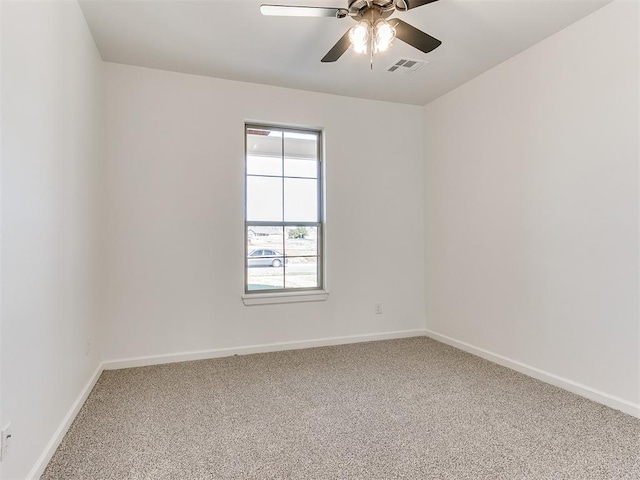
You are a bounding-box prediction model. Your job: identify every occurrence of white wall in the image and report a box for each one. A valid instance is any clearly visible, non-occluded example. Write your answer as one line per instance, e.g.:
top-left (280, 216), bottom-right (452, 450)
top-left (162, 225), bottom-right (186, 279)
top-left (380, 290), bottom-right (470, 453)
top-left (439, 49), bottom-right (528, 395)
top-left (1, 1), bottom-right (103, 478)
top-left (424, 0), bottom-right (639, 409)
top-left (102, 63), bottom-right (426, 362)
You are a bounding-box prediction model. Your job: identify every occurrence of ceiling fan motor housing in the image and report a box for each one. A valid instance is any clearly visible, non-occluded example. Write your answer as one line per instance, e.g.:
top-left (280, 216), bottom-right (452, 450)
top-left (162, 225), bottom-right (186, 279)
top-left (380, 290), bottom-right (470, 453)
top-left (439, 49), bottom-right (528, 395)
top-left (349, 0), bottom-right (396, 19)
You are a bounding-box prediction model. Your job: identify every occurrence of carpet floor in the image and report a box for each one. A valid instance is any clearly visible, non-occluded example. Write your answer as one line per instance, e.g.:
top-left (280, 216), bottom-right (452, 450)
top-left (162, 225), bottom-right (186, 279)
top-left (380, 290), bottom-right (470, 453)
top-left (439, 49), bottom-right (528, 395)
top-left (43, 337), bottom-right (639, 479)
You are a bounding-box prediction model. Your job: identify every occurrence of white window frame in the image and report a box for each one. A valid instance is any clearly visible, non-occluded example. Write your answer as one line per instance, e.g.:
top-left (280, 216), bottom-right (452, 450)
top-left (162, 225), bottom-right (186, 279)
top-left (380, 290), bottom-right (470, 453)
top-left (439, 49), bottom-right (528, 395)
top-left (243, 123), bottom-right (327, 304)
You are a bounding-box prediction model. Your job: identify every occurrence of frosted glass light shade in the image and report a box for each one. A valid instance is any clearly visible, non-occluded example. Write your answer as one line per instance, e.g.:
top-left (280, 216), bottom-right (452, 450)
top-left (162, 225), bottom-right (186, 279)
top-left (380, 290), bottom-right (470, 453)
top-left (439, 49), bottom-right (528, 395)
top-left (374, 19), bottom-right (395, 52)
top-left (349, 21), bottom-right (370, 54)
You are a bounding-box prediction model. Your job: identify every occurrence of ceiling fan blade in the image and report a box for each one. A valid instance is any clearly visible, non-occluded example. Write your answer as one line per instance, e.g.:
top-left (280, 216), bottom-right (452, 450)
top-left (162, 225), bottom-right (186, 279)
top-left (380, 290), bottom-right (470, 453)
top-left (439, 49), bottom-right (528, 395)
top-left (395, 0), bottom-right (439, 11)
top-left (260, 4), bottom-right (348, 18)
top-left (321, 30), bottom-right (351, 62)
top-left (392, 19), bottom-right (441, 54)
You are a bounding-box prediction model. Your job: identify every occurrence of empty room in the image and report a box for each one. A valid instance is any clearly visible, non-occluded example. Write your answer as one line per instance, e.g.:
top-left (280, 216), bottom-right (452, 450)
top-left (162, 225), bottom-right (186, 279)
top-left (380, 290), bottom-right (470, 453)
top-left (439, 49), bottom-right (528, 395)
top-left (1, 0), bottom-right (639, 478)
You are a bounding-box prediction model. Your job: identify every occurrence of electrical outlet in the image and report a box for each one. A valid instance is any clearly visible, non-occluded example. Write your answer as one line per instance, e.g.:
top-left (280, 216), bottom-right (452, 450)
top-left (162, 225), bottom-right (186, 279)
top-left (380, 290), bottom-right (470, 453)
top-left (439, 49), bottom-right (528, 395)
top-left (374, 303), bottom-right (383, 314)
top-left (1, 424), bottom-right (12, 461)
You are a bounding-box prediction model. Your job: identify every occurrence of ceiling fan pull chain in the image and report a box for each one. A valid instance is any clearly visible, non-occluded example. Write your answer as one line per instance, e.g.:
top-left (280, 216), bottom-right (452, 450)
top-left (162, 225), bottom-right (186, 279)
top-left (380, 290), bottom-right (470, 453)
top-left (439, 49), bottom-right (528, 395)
top-left (370, 21), bottom-right (374, 69)
top-left (370, 8), bottom-right (374, 70)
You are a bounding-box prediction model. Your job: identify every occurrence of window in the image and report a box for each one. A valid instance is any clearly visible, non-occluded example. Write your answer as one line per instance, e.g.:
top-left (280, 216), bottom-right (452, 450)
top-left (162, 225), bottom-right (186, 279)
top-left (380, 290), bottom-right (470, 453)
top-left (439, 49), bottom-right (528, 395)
top-left (244, 124), bottom-right (323, 294)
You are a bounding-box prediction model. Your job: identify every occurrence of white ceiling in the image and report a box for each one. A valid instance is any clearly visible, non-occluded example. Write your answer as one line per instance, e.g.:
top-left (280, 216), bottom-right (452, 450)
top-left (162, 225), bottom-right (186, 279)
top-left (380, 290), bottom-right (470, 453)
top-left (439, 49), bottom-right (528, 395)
top-left (79, 0), bottom-right (611, 105)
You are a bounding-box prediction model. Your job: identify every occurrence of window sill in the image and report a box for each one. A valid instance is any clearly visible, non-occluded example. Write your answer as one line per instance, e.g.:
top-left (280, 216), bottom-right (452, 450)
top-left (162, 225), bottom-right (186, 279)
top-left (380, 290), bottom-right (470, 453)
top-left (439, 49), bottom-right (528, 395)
top-left (242, 290), bottom-right (329, 306)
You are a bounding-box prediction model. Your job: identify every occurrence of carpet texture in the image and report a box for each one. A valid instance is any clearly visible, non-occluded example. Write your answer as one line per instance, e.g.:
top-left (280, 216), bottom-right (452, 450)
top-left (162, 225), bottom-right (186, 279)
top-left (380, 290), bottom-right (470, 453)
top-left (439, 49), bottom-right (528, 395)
top-left (43, 337), bottom-right (640, 479)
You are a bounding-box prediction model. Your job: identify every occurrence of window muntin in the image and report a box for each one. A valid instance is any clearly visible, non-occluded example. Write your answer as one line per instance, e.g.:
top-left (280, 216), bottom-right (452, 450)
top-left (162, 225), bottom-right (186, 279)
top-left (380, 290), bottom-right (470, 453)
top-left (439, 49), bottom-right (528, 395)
top-left (245, 125), bottom-right (323, 293)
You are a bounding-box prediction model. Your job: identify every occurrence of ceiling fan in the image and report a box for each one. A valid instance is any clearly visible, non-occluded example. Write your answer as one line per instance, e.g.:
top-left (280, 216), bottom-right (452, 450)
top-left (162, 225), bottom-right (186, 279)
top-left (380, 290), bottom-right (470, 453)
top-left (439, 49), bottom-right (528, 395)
top-left (260, 0), bottom-right (442, 66)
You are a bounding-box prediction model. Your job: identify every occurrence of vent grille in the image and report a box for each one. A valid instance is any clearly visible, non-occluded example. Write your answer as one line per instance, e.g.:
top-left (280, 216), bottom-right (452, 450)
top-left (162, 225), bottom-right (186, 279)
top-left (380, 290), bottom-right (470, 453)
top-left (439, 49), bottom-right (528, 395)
top-left (387, 58), bottom-right (428, 75)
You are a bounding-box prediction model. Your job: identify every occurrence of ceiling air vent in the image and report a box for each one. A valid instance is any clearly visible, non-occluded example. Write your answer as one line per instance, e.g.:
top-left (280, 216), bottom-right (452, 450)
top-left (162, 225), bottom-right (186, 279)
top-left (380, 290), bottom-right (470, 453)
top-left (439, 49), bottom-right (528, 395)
top-left (387, 58), bottom-right (428, 75)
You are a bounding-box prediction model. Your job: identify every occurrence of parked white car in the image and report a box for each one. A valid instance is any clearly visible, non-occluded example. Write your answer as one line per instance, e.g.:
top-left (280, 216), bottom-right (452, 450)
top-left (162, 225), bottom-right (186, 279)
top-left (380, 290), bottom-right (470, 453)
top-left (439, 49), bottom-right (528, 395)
top-left (247, 249), bottom-right (287, 267)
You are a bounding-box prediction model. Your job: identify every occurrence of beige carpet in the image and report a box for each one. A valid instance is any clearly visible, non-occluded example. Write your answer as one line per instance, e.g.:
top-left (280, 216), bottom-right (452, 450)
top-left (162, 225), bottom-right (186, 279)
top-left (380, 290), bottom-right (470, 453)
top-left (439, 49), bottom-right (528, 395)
top-left (43, 337), bottom-right (639, 479)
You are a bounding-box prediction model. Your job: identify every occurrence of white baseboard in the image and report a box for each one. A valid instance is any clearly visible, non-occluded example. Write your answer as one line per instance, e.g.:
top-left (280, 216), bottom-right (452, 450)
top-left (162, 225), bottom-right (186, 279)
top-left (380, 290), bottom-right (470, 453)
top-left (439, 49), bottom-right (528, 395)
top-left (425, 329), bottom-right (640, 419)
top-left (26, 363), bottom-right (104, 480)
top-left (102, 329), bottom-right (428, 370)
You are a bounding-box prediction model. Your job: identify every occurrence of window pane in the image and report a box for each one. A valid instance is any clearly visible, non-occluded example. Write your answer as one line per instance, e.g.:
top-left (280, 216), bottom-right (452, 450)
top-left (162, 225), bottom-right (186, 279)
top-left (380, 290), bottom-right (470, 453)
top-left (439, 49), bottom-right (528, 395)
top-left (247, 267), bottom-right (284, 291)
top-left (284, 226), bottom-right (318, 289)
top-left (284, 178), bottom-right (317, 222)
top-left (284, 257), bottom-right (319, 289)
top-left (284, 133), bottom-right (317, 157)
top-left (247, 130), bottom-right (282, 169)
top-left (247, 176), bottom-right (283, 221)
top-left (247, 226), bottom-right (284, 291)
top-left (284, 157), bottom-right (317, 178)
top-left (285, 226), bottom-right (318, 257)
top-left (247, 155), bottom-right (282, 177)
top-left (247, 226), bottom-right (283, 249)
top-left (284, 133), bottom-right (318, 178)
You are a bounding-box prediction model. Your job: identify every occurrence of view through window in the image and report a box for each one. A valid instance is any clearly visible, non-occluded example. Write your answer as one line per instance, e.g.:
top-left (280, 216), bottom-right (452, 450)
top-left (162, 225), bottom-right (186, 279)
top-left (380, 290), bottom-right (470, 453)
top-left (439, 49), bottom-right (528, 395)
top-left (245, 124), bottom-right (323, 293)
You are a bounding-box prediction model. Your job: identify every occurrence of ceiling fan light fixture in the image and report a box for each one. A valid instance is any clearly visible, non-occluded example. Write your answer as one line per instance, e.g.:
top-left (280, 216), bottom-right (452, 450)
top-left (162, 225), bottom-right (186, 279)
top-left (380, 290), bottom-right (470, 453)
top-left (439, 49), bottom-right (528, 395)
top-left (349, 21), bottom-right (370, 54)
top-left (353, 42), bottom-right (368, 54)
top-left (374, 19), bottom-right (396, 52)
top-left (260, 1), bottom-right (443, 65)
